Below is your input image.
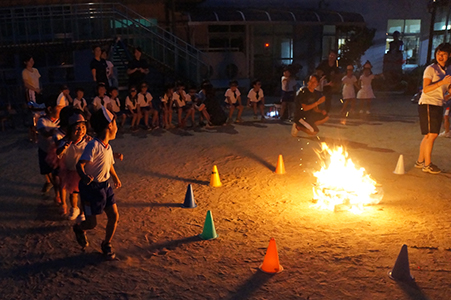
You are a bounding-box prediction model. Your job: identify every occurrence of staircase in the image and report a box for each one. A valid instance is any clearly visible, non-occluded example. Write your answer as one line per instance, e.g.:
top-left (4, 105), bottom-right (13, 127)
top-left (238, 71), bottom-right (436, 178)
top-left (0, 2), bottom-right (208, 86)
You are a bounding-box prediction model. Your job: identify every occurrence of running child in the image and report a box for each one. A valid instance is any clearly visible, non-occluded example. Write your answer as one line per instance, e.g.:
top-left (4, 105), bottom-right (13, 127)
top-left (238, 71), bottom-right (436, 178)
top-left (341, 65), bottom-right (359, 115)
top-left (74, 107), bottom-right (121, 259)
top-left (247, 79), bottom-right (266, 120)
top-left (225, 80), bottom-right (244, 123)
top-left (57, 112), bottom-right (91, 221)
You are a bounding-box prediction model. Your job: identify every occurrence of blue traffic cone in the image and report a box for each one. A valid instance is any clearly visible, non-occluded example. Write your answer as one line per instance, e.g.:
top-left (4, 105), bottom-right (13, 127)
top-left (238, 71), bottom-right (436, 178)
top-left (388, 244), bottom-right (414, 282)
top-left (181, 184), bottom-right (197, 208)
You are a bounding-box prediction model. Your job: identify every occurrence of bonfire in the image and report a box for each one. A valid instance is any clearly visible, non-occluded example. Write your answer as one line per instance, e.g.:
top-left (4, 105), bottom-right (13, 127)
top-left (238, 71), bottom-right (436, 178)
top-left (312, 143), bottom-right (383, 213)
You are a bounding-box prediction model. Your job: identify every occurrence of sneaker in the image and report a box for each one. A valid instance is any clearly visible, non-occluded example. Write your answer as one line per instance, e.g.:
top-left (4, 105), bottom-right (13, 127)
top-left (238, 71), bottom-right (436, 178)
top-left (235, 118), bottom-right (243, 123)
top-left (145, 125), bottom-right (152, 131)
top-left (41, 182), bottom-right (53, 193)
top-left (439, 131), bottom-right (451, 138)
top-left (291, 123), bottom-right (299, 137)
top-left (422, 163), bottom-right (441, 174)
top-left (101, 242), bottom-right (116, 260)
top-left (68, 207), bottom-right (80, 221)
top-left (366, 110), bottom-right (371, 115)
top-left (73, 224), bottom-right (89, 248)
top-left (76, 213), bottom-right (86, 223)
top-left (414, 161), bottom-right (424, 169)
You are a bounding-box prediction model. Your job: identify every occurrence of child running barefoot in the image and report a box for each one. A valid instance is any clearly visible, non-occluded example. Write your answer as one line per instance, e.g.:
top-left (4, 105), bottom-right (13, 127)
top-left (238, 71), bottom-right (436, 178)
top-left (36, 96), bottom-right (62, 200)
top-left (74, 107), bottom-right (121, 259)
top-left (57, 112), bottom-right (91, 221)
top-left (247, 79), bottom-right (266, 120)
top-left (225, 80), bottom-right (244, 124)
top-left (341, 65), bottom-right (359, 116)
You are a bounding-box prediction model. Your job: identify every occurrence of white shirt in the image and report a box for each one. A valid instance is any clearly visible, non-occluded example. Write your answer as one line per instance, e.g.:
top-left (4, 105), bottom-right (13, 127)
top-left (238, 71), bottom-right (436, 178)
top-left (59, 137), bottom-right (90, 171)
top-left (22, 68), bottom-right (41, 91)
top-left (79, 138), bottom-right (115, 183)
top-left (125, 96), bottom-right (138, 110)
top-left (73, 98), bottom-right (87, 110)
top-left (173, 91), bottom-right (187, 107)
top-left (419, 64), bottom-right (450, 106)
top-left (36, 116), bottom-right (59, 152)
top-left (110, 97), bottom-right (121, 113)
top-left (57, 92), bottom-right (69, 107)
top-left (247, 88), bottom-right (264, 102)
top-left (138, 92), bottom-right (153, 108)
top-left (225, 88), bottom-right (241, 104)
top-left (162, 93), bottom-right (172, 104)
top-left (93, 95), bottom-right (111, 110)
top-left (281, 76), bottom-right (297, 92)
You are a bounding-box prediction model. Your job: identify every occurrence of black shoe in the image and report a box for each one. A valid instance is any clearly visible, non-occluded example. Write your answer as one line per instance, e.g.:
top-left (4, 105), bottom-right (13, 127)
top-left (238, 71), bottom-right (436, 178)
top-left (101, 242), bottom-right (116, 260)
top-left (73, 224), bottom-right (89, 248)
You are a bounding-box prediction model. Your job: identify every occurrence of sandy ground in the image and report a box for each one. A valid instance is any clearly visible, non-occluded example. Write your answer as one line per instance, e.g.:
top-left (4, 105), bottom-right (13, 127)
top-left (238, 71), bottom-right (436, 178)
top-left (1, 94), bottom-right (451, 300)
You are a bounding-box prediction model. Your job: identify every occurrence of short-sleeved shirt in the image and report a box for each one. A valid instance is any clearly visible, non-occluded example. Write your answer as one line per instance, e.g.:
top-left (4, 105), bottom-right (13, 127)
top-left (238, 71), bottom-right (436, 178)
top-left (225, 88), bottom-right (241, 104)
top-left (419, 64), bottom-right (450, 106)
top-left (173, 91), bottom-right (188, 107)
top-left (59, 136), bottom-right (90, 171)
top-left (125, 96), bottom-right (138, 110)
top-left (57, 92), bottom-right (69, 107)
top-left (90, 58), bottom-right (108, 86)
top-left (79, 138), bottom-right (115, 183)
top-left (93, 96), bottom-right (111, 110)
top-left (295, 87), bottom-right (323, 117)
top-left (247, 88), bottom-right (264, 102)
top-left (22, 68), bottom-right (41, 90)
top-left (162, 93), bottom-right (172, 104)
top-left (281, 76), bottom-right (297, 92)
top-left (37, 116), bottom-right (60, 152)
top-left (138, 92), bottom-right (153, 108)
top-left (73, 98), bottom-right (87, 111)
top-left (110, 97), bottom-right (122, 113)
top-left (341, 75), bottom-right (357, 99)
top-left (128, 58), bottom-right (149, 86)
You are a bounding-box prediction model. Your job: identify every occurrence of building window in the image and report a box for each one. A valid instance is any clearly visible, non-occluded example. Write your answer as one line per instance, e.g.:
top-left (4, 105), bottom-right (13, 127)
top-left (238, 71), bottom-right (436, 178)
top-left (386, 19), bottom-right (421, 68)
top-left (208, 25), bottom-right (245, 52)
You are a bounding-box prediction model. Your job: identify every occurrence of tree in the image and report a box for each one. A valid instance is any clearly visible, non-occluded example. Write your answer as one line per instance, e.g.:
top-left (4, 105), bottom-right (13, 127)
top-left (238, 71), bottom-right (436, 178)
top-left (338, 26), bottom-right (376, 69)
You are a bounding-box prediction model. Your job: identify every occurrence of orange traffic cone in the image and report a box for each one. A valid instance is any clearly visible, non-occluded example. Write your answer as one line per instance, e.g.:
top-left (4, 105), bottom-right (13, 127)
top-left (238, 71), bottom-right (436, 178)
top-left (388, 244), bottom-right (414, 282)
top-left (259, 237), bottom-right (283, 274)
top-left (275, 155), bottom-right (286, 174)
top-left (210, 165), bottom-right (222, 187)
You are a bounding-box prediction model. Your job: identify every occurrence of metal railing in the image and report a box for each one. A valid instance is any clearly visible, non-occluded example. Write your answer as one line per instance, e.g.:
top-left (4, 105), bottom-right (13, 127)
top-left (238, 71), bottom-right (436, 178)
top-left (0, 2), bottom-right (208, 84)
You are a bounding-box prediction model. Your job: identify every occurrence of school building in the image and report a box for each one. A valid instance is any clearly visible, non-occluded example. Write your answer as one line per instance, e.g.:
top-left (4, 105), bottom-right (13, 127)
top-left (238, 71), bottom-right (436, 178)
top-left (0, 0), bottom-right (449, 104)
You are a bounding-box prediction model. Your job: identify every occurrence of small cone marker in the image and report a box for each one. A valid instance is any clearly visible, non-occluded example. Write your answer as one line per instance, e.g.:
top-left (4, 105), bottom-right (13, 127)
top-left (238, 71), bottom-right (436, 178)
top-left (181, 184), bottom-right (197, 208)
top-left (388, 244), bottom-right (414, 282)
top-left (393, 154), bottom-right (405, 175)
top-left (275, 154), bottom-right (286, 174)
top-left (210, 165), bottom-right (222, 187)
top-left (199, 210), bottom-right (218, 240)
top-left (259, 237), bottom-right (283, 274)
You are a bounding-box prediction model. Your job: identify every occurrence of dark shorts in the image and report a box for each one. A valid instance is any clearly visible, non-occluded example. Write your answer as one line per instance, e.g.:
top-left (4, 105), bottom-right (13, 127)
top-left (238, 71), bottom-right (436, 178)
top-left (281, 91), bottom-right (295, 103)
top-left (295, 111), bottom-right (328, 133)
top-left (251, 100), bottom-right (263, 106)
top-left (38, 148), bottom-right (53, 175)
top-left (419, 104), bottom-right (443, 135)
top-left (79, 180), bottom-right (116, 216)
top-left (140, 106), bottom-right (151, 112)
top-left (115, 110), bottom-right (126, 117)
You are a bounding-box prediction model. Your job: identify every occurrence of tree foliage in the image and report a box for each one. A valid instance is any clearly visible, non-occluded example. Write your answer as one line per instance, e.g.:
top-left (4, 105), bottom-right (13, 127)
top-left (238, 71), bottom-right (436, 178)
top-left (338, 26), bottom-right (376, 69)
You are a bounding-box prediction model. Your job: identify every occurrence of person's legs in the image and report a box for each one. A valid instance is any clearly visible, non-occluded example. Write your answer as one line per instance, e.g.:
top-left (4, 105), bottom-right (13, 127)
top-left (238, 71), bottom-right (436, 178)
top-left (237, 105), bottom-right (243, 120)
top-left (280, 102), bottom-right (287, 119)
top-left (104, 204), bottom-right (119, 244)
top-left (259, 100), bottom-right (265, 117)
top-left (252, 102), bottom-right (257, 116)
top-left (143, 110), bottom-right (150, 126)
top-left (418, 134), bottom-right (438, 166)
top-left (341, 99), bottom-right (349, 114)
top-left (228, 105), bottom-right (235, 121)
top-left (177, 108), bottom-right (182, 126)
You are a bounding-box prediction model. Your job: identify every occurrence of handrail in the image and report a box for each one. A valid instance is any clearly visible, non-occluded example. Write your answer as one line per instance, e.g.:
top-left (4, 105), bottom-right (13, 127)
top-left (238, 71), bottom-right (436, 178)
top-left (0, 2), bottom-right (207, 83)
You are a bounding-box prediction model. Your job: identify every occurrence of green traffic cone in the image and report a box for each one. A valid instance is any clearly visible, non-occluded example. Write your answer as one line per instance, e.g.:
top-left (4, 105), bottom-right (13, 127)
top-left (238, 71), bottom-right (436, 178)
top-left (199, 210), bottom-right (218, 240)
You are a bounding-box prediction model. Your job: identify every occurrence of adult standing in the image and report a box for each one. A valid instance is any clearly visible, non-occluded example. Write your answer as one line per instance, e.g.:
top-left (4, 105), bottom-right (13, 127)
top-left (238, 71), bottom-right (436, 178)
top-left (416, 43), bottom-right (451, 174)
top-left (127, 47), bottom-right (149, 88)
top-left (90, 46), bottom-right (109, 88)
top-left (22, 55), bottom-right (44, 143)
top-left (316, 49), bottom-right (340, 113)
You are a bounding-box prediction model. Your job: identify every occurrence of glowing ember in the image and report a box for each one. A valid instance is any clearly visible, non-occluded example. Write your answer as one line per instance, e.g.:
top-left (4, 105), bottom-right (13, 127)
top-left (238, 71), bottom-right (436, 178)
top-left (312, 143), bottom-right (383, 213)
